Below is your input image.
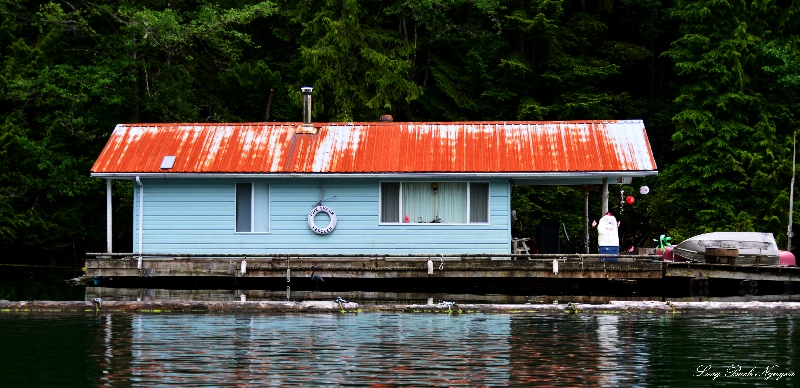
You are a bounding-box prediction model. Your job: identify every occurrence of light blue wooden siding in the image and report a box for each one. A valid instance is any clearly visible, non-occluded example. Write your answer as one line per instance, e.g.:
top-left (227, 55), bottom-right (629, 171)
top-left (133, 178), bottom-right (511, 254)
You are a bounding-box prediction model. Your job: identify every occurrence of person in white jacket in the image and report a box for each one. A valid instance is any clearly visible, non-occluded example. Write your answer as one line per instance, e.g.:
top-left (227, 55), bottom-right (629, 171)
top-left (592, 211), bottom-right (620, 248)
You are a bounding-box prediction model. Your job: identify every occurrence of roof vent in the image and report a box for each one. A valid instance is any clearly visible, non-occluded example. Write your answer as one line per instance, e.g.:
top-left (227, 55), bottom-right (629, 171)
top-left (298, 86), bottom-right (317, 134)
top-left (302, 86), bottom-right (313, 126)
top-left (160, 155), bottom-right (176, 169)
top-left (379, 114), bottom-right (393, 122)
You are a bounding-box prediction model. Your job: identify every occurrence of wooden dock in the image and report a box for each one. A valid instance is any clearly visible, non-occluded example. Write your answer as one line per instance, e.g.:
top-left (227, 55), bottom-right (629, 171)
top-left (664, 261), bottom-right (799, 282)
top-left (86, 254), bottom-right (663, 280)
top-left (84, 254), bottom-right (799, 295)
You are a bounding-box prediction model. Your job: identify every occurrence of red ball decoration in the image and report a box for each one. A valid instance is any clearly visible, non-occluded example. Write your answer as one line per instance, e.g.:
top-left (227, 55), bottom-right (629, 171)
top-left (625, 196), bottom-right (635, 205)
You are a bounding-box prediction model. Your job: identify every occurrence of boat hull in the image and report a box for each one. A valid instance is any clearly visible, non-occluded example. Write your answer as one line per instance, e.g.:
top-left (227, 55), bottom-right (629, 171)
top-left (673, 232), bottom-right (780, 265)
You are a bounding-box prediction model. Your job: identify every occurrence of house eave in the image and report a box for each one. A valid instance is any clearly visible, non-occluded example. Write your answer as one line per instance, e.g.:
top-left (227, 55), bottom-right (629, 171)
top-left (91, 171), bottom-right (658, 182)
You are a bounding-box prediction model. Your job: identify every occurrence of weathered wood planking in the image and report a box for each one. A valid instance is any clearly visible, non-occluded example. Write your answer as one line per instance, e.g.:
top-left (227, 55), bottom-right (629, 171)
top-left (86, 256), bottom-right (664, 279)
top-left (664, 262), bottom-right (800, 282)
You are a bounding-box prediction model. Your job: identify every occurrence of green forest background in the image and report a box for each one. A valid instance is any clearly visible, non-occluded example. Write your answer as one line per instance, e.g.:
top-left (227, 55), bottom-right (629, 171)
top-left (1, 0), bottom-right (798, 265)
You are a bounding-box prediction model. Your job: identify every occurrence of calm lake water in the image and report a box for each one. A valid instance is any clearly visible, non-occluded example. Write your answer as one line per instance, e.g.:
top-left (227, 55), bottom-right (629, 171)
top-left (1, 266), bottom-right (798, 386)
top-left (0, 312), bottom-right (797, 387)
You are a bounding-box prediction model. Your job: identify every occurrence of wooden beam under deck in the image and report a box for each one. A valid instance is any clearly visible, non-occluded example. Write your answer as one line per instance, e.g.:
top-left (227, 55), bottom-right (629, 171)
top-left (86, 255), bottom-right (664, 280)
top-left (664, 262), bottom-right (800, 282)
top-left (85, 254), bottom-right (800, 283)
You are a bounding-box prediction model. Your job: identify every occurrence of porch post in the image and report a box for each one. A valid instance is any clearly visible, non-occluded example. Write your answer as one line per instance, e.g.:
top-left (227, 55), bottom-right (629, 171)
top-left (583, 186), bottom-right (589, 254)
top-left (106, 179), bottom-right (112, 253)
top-left (601, 177), bottom-right (609, 215)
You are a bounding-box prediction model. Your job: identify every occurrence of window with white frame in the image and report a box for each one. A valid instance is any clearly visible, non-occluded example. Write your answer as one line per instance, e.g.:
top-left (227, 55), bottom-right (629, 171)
top-left (236, 183), bottom-right (269, 232)
top-left (380, 182), bottom-right (489, 224)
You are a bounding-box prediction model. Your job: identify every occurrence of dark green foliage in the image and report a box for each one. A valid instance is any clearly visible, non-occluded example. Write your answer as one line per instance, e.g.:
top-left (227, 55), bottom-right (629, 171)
top-left (1, 0), bottom-right (797, 262)
top-left (662, 0), bottom-right (800, 245)
top-left (511, 185), bottom-right (585, 252)
top-left (0, 0), bottom-right (280, 261)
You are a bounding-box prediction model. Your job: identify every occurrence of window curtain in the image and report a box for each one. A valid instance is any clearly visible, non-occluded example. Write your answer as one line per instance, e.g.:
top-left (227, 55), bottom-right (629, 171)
top-left (402, 182), bottom-right (436, 223)
top-left (402, 182), bottom-right (467, 223)
top-left (437, 182), bottom-right (467, 223)
top-left (469, 183), bottom-right (489, 223)
top-left (253, 183), bottom-right (269, 232)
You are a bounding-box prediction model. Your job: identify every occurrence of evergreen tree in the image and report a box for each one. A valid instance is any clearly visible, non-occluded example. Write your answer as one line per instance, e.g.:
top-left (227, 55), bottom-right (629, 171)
top-left (662, 0), bottom-right (800, 242)
top-left (0, 0), bottom-right (277, 261)
top-left (7, 0), bottom-right (793, 261)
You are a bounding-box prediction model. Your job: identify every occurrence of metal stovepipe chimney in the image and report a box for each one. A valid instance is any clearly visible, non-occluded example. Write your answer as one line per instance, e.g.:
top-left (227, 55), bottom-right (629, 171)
top-left (301, 86), bottom-right (313, 129)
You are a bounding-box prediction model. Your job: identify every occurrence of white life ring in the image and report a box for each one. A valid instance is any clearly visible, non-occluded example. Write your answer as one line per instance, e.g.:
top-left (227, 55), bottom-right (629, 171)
top-left (308, 206), bottom-right (337, 234)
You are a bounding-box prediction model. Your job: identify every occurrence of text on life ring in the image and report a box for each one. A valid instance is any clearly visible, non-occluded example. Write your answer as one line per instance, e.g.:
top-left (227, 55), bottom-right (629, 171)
top-left (308, 206), bottom-right (337, 234)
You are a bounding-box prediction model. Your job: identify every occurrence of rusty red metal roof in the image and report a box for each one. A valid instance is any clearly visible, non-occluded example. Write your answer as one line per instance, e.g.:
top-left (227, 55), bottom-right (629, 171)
top-left (90, 121), bottom-right (657, 176)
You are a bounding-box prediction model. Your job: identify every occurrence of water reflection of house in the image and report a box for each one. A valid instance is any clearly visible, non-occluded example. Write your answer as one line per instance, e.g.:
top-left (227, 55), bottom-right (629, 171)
top-left (97, 314), bottom-right (513, 385)
top-left (507, 314), bottom-right (655, 385)
top-left (91, 98), bottom-right (656, 256)
top-left (508, 315), bottom-right (602, 385)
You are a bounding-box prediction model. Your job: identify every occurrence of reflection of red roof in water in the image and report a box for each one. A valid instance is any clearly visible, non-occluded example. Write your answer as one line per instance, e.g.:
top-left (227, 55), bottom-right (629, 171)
top-left (91, 120), bottom-right (657, 175)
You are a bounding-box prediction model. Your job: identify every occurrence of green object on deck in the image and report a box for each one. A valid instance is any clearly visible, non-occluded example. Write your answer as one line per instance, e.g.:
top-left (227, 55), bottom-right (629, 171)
top-left (654, 235), bottom-right (672, 251)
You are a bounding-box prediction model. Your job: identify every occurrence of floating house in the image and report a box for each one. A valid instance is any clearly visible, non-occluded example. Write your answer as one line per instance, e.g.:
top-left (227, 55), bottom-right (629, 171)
top-left (90, 92), bottom-right (657, 257)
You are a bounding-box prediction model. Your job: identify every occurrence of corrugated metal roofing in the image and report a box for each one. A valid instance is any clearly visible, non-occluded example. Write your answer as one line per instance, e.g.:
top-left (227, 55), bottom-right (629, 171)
top-left (90, 121), bottom-right (657, 176)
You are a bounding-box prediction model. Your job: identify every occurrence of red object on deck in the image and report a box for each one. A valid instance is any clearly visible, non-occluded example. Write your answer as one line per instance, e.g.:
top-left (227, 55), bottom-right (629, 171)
top-left (779, 251), bottom-right (796, 266)
top-left (657, 246), bottom-right (674, 261)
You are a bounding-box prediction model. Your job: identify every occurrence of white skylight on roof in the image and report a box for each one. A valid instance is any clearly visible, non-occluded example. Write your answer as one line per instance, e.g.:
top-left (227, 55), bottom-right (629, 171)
top-left (160, 155), bottom-right (176, 169)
